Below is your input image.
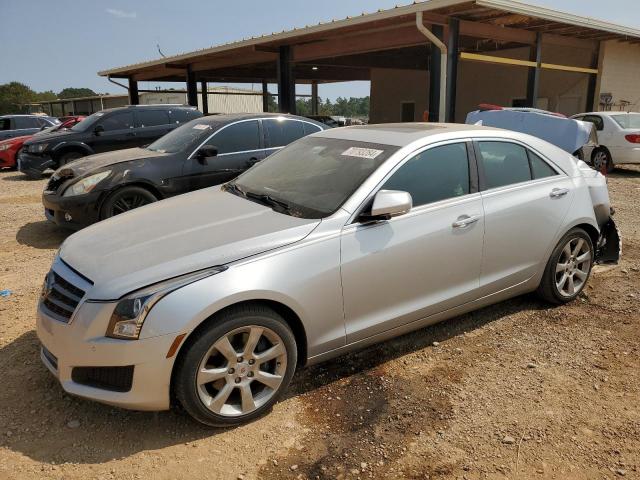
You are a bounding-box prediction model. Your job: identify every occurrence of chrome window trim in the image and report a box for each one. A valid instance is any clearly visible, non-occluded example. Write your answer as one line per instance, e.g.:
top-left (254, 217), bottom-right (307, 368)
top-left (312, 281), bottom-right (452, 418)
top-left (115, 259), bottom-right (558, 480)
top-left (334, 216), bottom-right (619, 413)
top-left (346, 138), bottom-right (476, 225)
top-left (187, 118), bottom-right (262, 160)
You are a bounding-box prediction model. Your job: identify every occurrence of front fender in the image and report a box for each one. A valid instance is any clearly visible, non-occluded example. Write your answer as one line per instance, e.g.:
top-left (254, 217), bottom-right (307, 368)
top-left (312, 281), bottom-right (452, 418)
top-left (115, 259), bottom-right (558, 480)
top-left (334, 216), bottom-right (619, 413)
top-left (51, 141), bottom-right (93, 156)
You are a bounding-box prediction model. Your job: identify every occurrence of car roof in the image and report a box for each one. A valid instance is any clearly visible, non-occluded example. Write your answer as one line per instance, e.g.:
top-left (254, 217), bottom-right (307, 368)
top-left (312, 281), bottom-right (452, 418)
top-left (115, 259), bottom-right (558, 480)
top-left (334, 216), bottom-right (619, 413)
top-left (191, 112), bottom-right (325, 127)
top-left (314, 123), bottom-right (505, 147)
top-left (0, 114), bottom-right (51, 119)
top-left (96, 104), bottom-right (198, 115)
top-left (577, 111), bottom-right (640, 117)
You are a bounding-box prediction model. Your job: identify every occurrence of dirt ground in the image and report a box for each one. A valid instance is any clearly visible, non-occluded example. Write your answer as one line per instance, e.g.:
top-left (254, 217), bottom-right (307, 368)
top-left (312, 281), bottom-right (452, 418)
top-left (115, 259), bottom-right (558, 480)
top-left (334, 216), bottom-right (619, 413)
top-left (0, 166), bottom-right (638, 480)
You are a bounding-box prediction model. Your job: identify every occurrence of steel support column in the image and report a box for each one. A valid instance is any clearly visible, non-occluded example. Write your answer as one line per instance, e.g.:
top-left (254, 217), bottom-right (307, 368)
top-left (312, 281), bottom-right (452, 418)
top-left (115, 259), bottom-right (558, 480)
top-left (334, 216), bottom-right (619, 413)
top-left (200, 81), bottom-right (208, 115)
top-left (277, 46), bottom-right (295, 114)
top-left (128, 77), bottom-right (139, 105)
top-left (526, 32), bottom-right (543, 108)
top-left (586, 43), bottom-right (601, 111)
top-left (446, 19), bottom-right (459, 122)
top-left (428, 25), bottom-right (444, 122)
top-left (311, 81), bottom-right (319, 115)
top-left (186, 67), bottom-right (198, 107)
top-left (262, 81), bottom-right (270, 112)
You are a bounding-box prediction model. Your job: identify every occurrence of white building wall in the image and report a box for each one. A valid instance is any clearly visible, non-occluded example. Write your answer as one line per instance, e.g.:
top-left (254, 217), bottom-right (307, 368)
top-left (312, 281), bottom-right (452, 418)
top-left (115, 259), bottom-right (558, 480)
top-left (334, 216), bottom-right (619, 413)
top-left (598, 40), bottom-right (640, 111)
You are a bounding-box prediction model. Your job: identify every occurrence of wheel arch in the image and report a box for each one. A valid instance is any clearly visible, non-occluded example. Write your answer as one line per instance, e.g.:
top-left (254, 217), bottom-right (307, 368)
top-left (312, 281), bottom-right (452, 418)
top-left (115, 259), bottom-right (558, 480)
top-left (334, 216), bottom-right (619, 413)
top-left (51, 142), bottom-right (93, 160)
top-left (97, 181), bottom-right (164, 219)
top-left (169, 299), bottom-right (309, 403)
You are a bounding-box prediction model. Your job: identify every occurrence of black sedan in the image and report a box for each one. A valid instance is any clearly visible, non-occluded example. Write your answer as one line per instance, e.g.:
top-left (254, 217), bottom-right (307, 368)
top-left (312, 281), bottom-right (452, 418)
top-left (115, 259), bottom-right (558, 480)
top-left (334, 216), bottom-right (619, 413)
top-left (42, 113), bottom-right (325, 229)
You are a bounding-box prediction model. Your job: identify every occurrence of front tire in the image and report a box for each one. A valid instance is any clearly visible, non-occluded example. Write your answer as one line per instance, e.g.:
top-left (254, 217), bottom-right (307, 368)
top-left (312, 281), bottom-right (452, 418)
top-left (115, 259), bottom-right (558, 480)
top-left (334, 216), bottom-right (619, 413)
top-left (537, 228), bottom-right (594, 304)
top-left (58, 150), bottom-right (84, 166)
top-left (174, 305), bottom-right (297, 427)
top-left (100, 186), bottom-right (158, 219)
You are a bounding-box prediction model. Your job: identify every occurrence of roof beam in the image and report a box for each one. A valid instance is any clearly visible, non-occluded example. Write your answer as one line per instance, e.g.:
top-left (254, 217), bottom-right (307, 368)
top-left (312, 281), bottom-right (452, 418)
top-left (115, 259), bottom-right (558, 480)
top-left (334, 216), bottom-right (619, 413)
top-left (459, 19), bottom-right (537, 44)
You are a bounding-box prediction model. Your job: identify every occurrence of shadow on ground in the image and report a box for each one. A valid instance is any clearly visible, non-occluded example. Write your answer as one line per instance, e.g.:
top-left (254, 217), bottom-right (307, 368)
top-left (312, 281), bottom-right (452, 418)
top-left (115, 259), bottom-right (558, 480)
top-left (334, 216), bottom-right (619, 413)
top-left (0, 294), bottom-right (548, 465)
top-left (610, 166), bottom-right (640, 178)
top-left (1, 172), bottom-right (49, 182)
top-left (16, 221), bottom-right (71, 249)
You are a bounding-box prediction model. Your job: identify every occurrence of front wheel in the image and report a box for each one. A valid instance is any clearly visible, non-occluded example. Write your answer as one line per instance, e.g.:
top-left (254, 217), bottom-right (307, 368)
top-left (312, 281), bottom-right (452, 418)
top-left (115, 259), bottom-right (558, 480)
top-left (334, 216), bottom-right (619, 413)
top-left (100, 186), bottom-right (158, 219)
top-left (58, 151), bottom-right (84, 166)
top-left (174, 305), bottom-right (297, 427)
top-left (537, 228), bottom-right (593, 304)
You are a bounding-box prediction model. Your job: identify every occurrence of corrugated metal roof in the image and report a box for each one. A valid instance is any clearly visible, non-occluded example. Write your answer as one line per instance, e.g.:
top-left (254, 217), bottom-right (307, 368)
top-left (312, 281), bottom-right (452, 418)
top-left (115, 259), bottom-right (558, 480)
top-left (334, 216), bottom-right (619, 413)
top-left (98, 0), bottom-right (640, 77)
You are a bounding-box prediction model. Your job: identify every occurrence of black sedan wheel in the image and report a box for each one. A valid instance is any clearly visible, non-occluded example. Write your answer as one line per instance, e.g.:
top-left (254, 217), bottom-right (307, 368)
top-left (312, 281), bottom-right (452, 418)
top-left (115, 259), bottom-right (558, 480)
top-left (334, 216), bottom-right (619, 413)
top-left (101, 186), bottom-right (158, 219)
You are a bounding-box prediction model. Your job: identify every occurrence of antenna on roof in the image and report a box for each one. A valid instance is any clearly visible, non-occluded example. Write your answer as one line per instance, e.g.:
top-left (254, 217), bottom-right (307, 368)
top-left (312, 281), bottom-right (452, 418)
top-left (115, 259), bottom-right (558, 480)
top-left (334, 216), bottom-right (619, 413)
top-left (156, 43), bottom-right (166, 58)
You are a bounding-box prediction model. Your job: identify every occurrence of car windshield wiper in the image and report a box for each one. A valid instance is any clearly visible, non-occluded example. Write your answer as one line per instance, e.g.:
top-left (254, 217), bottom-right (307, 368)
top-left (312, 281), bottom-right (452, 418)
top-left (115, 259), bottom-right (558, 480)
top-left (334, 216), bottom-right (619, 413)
top-left (244, 191), bottom-right (292, 213)
top-left (223, 182), bottom-right (246, 197)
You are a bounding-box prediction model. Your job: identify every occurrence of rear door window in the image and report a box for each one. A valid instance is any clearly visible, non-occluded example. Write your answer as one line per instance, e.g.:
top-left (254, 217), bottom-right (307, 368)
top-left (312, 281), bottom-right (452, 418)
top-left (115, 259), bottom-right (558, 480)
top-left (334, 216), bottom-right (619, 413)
top-left (581, 115), bottom-right (604, 131)
top-left (382, 143), bottom-right (470, 207)
top-left (206, 120), bottom-right (261, 154)
top-left (100, 112), bottom-right (134, 131)
top-left (14, 117), bottom-right (40, 129)
top-left (170, 109), bottom-right (201, 124)
top-left (0, 118), bottom-right (12, 130)
top-left (477, 141), bottom-right (531, 189)
top-left (137, 110), bottom-right (171, 127)
top-left (528, 151), bottom-right (558, 179)
top-left (264, 119), bottom-right (306, 148)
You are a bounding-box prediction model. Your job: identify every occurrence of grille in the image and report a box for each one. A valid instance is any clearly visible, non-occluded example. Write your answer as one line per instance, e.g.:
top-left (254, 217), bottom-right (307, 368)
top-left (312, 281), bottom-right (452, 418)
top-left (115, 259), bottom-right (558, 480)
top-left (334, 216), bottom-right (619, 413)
top-left (41, 271), bottom-right (86, 323)
top-left (72, 366), bottom-right (134, 392)
top-left (41, 346), bottom-right (58, 370)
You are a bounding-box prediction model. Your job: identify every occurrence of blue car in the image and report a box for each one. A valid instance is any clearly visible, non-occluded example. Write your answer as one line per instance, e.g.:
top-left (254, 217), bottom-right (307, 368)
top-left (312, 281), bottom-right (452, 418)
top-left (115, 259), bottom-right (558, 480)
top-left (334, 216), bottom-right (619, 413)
top-left (0, 114), bottom-right (60, 141)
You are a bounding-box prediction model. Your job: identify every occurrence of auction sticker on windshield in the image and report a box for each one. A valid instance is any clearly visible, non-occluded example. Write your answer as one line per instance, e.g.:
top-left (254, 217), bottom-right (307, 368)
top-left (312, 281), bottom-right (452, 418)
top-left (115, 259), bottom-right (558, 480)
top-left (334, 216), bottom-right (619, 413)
top-left (341, 147), bottom-right (384, 159)
top-left (192, 124), bottom-right (211, 130)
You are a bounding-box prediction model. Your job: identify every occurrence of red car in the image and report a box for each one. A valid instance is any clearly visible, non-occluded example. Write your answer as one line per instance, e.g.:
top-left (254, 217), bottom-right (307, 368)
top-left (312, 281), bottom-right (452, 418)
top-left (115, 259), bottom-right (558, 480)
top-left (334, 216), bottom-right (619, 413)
top-left (0, 116), bottom-right (84, 170)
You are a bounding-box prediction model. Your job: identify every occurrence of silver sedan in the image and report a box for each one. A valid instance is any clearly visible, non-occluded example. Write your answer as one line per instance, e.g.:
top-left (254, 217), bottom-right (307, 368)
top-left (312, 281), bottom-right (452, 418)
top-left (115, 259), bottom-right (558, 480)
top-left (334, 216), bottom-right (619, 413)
top-left (36, 123), bottom-right (620, 426)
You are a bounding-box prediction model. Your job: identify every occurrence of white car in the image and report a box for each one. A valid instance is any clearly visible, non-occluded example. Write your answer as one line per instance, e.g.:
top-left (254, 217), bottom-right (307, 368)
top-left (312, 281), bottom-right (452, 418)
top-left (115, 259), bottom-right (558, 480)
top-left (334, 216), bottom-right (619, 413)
top-left (36, 124), bottom-right (620, 426)
top-left (572, 112), bottom-right (640, 172)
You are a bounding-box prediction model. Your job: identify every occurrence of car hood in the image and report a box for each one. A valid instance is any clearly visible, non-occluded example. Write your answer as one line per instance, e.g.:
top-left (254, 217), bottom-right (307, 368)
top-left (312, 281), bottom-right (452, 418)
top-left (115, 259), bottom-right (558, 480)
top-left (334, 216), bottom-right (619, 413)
top-left (23, 129), bottom-right (77, 145)
top-left (60, 148), bottom-right (166, 177)
top-left (0, 135), bottom-right (31, 146)
top-left (59, 188), bottom-right (320, 300)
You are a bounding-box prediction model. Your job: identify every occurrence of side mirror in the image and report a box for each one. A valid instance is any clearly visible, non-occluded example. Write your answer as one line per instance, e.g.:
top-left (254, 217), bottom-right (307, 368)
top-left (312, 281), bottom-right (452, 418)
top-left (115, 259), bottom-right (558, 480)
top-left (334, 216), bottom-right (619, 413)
top-left (360, 190), bottom-right (412, 221)
top-left (94, 125), bottom-right (104, 136)
top-left (196, 145), bottom-right (218, 164)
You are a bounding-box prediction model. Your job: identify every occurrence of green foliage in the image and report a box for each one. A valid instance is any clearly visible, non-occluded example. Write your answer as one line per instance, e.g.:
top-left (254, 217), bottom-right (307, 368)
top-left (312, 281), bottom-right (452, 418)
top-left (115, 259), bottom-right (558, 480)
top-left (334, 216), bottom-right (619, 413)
top-left (57, 87), bottom-right (97, 99)
top-left (0, 82), bottom-right (37, 114)
top-left (295, 96), bottom-right (370, 118)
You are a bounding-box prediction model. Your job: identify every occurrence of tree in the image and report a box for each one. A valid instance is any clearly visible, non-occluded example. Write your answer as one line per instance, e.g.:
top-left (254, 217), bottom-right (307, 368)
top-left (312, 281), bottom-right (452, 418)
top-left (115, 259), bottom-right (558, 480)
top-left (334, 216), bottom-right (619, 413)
top-left (0, 82), bottom-right (37, 114)
top-left (58, 87), bottom-right (97, 99)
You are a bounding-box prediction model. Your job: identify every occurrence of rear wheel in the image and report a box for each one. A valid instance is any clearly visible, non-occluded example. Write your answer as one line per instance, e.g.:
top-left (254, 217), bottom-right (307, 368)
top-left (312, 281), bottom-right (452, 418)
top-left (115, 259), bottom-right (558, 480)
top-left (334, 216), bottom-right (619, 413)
top-left (174, 305), bottom-right (297, 426)
top-left (592, 148), bottom-right (613, 173)
top-left (537, 228), bottom-right (593, 304)
top-left (100, 186), bottom-right (158, 219)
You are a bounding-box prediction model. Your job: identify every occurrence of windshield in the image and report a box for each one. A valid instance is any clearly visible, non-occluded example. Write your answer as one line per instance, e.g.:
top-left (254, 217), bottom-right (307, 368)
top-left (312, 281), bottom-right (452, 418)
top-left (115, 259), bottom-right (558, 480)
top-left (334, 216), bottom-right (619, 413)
top-left (70, 112), bottom-right (105, 132)
top-left (147, 121), bottom-right (212, 154)
top-left (610, 113), bottom-right (640, 129)
top-left (229, 137), bottom-right (399, 219)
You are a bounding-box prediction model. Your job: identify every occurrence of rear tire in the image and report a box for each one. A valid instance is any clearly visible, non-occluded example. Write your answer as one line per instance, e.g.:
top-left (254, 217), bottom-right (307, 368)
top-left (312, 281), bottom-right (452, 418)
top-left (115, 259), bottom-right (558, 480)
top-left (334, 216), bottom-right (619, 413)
top-left (537, 228), bottom-right (594, 304)
top-left (591, 148), bottom-right (613, 174)
top-left (100, 186), bottom-right (158, 219)
top-left (174, 305), bottom-right (297, 427)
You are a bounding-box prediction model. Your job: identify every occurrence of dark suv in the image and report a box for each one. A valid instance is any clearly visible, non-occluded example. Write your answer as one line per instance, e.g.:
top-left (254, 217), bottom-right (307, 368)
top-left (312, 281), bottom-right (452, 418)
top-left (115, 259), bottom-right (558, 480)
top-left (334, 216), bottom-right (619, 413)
top-left (0, 115), bottom-right (60, 141)
top-left (42, 113), bottom-right (325, 229)
top-left (19, 105), bottom-right (202, 177)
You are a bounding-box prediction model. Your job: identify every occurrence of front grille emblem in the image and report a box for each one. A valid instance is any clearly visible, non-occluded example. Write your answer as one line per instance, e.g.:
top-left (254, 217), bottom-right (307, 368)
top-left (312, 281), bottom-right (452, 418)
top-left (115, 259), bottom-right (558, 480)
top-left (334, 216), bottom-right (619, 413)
top-left (41, 272), bottom-right (54, 299)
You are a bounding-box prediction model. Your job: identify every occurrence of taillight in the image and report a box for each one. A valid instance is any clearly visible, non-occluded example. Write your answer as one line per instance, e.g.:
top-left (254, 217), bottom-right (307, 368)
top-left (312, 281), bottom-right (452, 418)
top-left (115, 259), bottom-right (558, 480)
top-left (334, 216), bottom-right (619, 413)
top-left (625, 134), bottom-right (640, 144)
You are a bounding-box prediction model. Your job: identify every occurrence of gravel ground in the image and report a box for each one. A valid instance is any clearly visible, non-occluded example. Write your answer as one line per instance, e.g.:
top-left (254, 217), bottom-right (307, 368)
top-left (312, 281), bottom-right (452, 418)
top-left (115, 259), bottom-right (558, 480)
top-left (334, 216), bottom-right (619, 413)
top-left (0, 167), bottom-right (638, 480)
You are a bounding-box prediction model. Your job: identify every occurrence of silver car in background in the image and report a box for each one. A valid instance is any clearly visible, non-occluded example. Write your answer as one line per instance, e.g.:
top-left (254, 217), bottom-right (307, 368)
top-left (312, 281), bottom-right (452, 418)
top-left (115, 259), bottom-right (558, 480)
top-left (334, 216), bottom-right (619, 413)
top-left (36, 123), bottom-right (620, 426)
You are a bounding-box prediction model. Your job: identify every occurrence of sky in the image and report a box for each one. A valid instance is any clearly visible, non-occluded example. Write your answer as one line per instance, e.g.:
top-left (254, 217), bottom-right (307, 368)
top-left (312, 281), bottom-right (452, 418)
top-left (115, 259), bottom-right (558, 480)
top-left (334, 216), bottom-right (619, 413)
top-left (1, 0), bottom-right (639, 101)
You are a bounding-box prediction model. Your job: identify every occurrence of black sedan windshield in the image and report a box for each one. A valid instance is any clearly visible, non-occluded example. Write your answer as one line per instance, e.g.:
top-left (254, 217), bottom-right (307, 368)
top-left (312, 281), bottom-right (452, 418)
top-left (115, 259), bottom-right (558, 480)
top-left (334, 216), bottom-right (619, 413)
top-left (147, 121), bottom-right (212, 154)
top-left (230, 137), bottom-right (398, 219)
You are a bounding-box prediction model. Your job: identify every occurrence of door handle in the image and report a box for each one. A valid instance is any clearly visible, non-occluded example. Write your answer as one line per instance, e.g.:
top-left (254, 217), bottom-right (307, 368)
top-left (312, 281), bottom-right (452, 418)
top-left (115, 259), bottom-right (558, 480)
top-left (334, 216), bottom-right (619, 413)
top-left (452, 215), bottom-right (480, 229)
top-left (550, 188), bottom-right (569, 198)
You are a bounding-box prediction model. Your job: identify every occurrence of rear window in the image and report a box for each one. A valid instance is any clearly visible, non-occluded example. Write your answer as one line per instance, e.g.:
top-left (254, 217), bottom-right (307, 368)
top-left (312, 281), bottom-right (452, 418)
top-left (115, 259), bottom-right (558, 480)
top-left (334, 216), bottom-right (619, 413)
top-left (478, 141), bottom-right (531, 189)
top-left (264, 119), bottom-right (306, 147)
top-left (170, 109), bottom-right (202, 124)
top-left (137, 110), bottom-right (171, 127)
top-left (610, 114), bottom-right (640, 129)
top-left (14, 117), bottom-right (40, 129)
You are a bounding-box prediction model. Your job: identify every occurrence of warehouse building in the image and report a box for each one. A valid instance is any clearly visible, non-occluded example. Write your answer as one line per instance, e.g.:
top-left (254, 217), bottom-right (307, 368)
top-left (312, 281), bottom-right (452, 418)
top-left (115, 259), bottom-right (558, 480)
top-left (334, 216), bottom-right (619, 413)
top-left (97, 0), bottom-right (640, 123)
top-left (29, 87), bottom-right (263, 116)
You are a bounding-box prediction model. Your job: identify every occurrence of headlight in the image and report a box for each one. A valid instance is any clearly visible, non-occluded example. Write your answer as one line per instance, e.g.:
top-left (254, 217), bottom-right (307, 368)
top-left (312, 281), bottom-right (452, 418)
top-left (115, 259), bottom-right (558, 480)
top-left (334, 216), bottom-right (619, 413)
top-left (105, 266), bottom-right (227, 340)
top-left (0, 144), bottom-right (10, 151)
top-left (28, 143), bottom-right (48, 153)
top-left (63, 171), bottom-right (111, 197)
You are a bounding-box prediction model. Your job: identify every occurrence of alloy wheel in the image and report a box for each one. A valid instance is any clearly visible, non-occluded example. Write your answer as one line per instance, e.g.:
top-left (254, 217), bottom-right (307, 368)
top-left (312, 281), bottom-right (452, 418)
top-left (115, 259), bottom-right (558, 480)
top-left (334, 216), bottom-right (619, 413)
top-left (110, 193), bottom-right (153, 215)
top-left (592, 150), bottom-right (609, 172)
top-left (555, 237), bottom-right (591, 297)
top-left (196, 325), bottom-right (288, 417)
